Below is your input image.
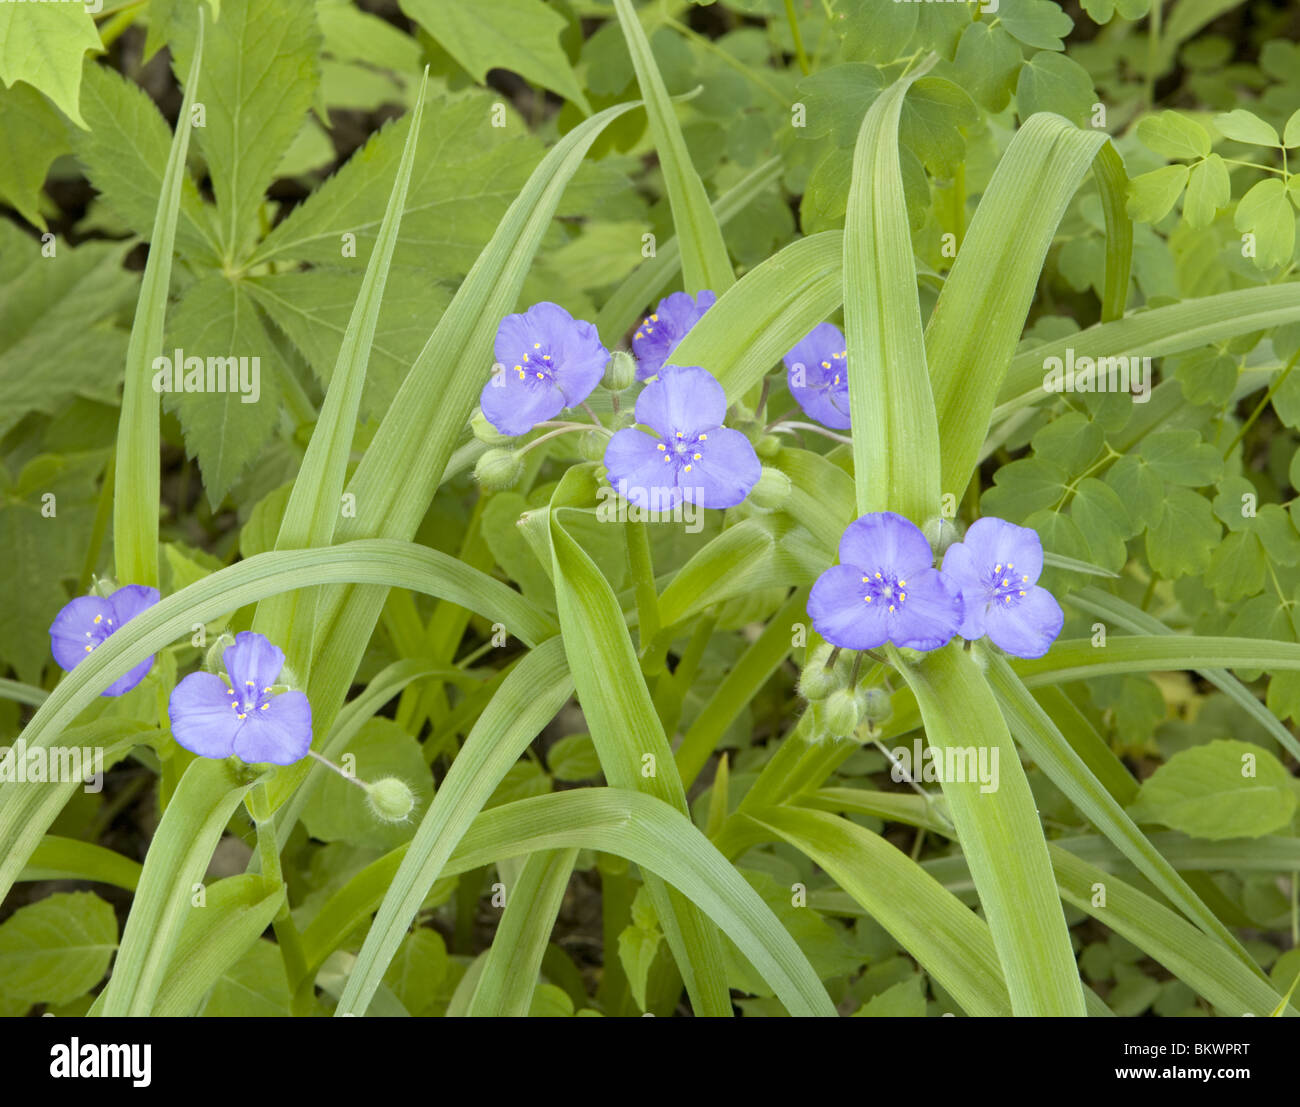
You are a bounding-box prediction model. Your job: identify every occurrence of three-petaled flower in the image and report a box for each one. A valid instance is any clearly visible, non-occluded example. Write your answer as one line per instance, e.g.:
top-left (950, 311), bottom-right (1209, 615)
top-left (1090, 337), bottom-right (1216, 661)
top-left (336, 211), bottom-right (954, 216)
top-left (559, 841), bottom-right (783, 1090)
top-left (808, 512), bottom-right (962, 651)
top-left (480, 301), bottom-right (609, 437)
top-left (49, 585), bottom-right (160, 696)
top-left (603, 365), bottom-right (760, 510)
top-left (632, 290), bottom-right (716, 380)
top-left (784, 322), bottom-right (850, 430)
top-left (940, 517), bottom-right (1064, 659)
top-left (169, 632), bottom-right (312, 765)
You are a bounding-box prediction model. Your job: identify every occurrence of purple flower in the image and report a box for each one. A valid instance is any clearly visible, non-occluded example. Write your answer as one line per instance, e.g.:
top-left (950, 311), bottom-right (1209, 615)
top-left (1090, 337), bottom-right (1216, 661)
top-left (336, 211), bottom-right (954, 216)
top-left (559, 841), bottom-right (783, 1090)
top-left (632, 290), bottom-right (716, 380)
top-left (603, 365), bottom-right (760, 510)
top-left (49, 585), bottom-right (160, 696)
top-left (481, 302), bottom-right (609, 437)
top-left (784, 322), bottom-right (850, 430)
top-left (941, 517), bottom-right (1063, 659)
top-left (808, 513), bottom-right (962, 651)
top-left (169, 632), bottom-right (312, 765)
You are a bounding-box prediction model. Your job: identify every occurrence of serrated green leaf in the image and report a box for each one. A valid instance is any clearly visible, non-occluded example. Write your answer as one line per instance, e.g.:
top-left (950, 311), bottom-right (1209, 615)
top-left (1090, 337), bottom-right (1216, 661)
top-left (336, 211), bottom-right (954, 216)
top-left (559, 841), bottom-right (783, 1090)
top-left (0, 81), bottom-right (69, 229)
top-left (400, 0), bottom-right (589, 112)
top-left (0, 2), bottom-right (100, 128)
top-left (999, 0), bottom-right (1074, 50)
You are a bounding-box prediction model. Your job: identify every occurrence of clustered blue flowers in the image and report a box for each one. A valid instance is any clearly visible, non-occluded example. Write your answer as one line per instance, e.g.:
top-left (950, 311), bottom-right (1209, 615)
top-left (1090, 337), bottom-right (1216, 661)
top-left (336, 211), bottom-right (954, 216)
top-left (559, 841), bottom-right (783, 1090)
top-left (809, 512), bottom-right (1064, 660)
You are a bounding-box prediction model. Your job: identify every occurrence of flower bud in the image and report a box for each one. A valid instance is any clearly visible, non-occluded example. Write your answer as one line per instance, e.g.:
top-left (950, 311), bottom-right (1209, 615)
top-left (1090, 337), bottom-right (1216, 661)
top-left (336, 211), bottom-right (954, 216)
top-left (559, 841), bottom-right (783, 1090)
top-left (821, 687), bottom-right (861, 738)
top-left (365, 777), bottom-right (415, 822)
top-left (747, 467), bottom-right (792, 511)
top-left (470, 409), bottom-right (511, 445)
top-left (798, 643), bottom-right (845, 702)
top-left (755, 434), bottom-right (783, 460)
top-left (475, 447), bottom-right (523, 490)
top-left (89, 575), bottom-right (119, 599)
top-left (922, 515), bottom-right (960, 557)
top-left (603, 350), bottom-right (637, 392)
top-left (859, 687), bottom-right (892, 727)
top-left (579, 428), bottom-right (609, 462)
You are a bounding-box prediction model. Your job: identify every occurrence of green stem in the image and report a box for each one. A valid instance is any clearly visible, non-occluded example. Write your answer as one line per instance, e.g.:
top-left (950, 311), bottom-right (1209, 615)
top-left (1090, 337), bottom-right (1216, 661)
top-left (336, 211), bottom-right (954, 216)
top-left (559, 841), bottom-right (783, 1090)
top-left (626, 520), bottom-right (661, 653)
top-left (783, 0), bottom-right (811, 75)
top-left (1223, 346), bottom-right (1300, 458)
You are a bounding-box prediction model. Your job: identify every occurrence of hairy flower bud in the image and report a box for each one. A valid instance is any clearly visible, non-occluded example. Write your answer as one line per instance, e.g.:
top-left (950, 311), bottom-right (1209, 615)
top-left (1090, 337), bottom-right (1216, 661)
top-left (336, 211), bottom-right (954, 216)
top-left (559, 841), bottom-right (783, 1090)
top-left (755, 434), bottom-right (783, 460)
top-left (365, 777), bottom-right (415, 822)
top-left (859, 687), bottom-right (892, 727)
top-left (921, 515), bottom-right (960, 557)
top-left (821, 687), bottom-right (861, 738)
top-left (475, 447), bottom-right (523, 490)
top-left (203, 632), bottom-right (236, 674)
top-left (579, 428), bottom-right (609, 462)
top-left (798, 642), bottom-right (846, 702)
top-left (603, 349), bottom-right (637, 392)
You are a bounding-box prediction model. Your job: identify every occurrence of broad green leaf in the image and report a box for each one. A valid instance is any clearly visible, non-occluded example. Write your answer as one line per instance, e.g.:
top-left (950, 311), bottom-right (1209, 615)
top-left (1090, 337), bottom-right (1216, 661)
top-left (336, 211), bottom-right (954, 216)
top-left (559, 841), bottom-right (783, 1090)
top-left (249, 93), bottom-right (538, 277)
top-left (163, 276), bottom-right (282, 508)
top-left (383, 929), bottom-right (448, 1017)
top-left (999, 0), bottom-right (1074, 50)
top-left (1131, 740), bottom-right (1298, 839)
top-left (0, 2), bottom-right (100, 127)
top-left (1127, 164), bottom-right (1189, 223)
top-left (198, 939), bottom-right (292, 1016)
top-left (1285, 107), bottom-right (1300, 149)
top-left (1213, 108), bottom-right (1280, 146)
top-left (72, 61), bottom-right (219, 260)
top-left (0, 81), bottom-right (68, 229)
top-left (1016, 52), bottom-right (1095, 126)
top-left (170, 0), bottom-right (322, 262)
top-left (400, 0), bottom-right (589, 113)
top-left (0, 232), bottom-right (133, 440)
top-left (1137, 111), bottom-right (1211, 160)
top-left (1234, 178), bottom-right (1295, 269)
top-left (0, 891), bottom-right (116, 1005)
top-left (1183, 153), bottom-right (1230, 228)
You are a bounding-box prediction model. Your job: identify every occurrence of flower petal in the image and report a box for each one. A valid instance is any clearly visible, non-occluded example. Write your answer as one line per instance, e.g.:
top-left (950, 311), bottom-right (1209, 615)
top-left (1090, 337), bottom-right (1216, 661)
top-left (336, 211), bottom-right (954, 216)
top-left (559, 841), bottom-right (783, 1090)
top-left (679, 426), bottom-right (760, 509)
top-left (49, 595), bottom-right (114, 672)
top-left (107, 584), bottom-right (160, 625)
top-left (169, 672), bottom-right (242, 760)
top-left (604, 428), bottom-right (683, 510)
top-left (232, 691), bottom-right (312, 765)
top-left (632, 290), bottom-right (715, 379)
top-left (222, 631), bottom-right (286, 695)
top-left (939, 541), bottom-right (988, 640)
top-left (808, 564), bottom-right (890, 650)
top-left (789, 382), bottom-right (851, 430)
top-left (633, 365), bottom-right (726, 440)
top-left (985, 585), bottom-right (1063, 659)
top-left (888, 568), bottom-right (963, 651)
top-left (783, 322), bottom-right (845, 375)
top-left (103, 656), bottom-right (155, 698)
top-left (554, 317), bottom-right (609, 406)
top-left (479, 373), bottom-right (565, 437)
top-left (838, 512), bottom-right (934, 577)
top-left (961, 517), bottom-right (1044, 583)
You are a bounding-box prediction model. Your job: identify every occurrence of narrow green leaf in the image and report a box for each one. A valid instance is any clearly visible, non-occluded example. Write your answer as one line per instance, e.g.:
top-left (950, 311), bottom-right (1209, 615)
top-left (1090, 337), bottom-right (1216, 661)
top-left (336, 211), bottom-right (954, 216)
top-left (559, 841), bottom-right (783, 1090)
top-left (612, 0), bottom-right (733, 293)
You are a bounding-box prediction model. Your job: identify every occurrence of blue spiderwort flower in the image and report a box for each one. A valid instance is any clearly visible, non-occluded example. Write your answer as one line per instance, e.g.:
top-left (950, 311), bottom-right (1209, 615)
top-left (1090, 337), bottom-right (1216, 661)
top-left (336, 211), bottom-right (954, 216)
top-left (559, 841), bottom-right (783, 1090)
top-left (169, 631), bottom-right (312, 765)
top-left (480, 302), bottom-right (609, 437)
top-left (49, 585), bottom-right (160, 696)
top-left (940, 517), bottom-right (1064, 659)
top-left (808, 512), bottom-right (962, 651)
top-left (632, 290), bottom-right (716, 379)
top-left (603, 365), bottom-right (760, 510)
top-left (783, 322), bottom-right (850, 430)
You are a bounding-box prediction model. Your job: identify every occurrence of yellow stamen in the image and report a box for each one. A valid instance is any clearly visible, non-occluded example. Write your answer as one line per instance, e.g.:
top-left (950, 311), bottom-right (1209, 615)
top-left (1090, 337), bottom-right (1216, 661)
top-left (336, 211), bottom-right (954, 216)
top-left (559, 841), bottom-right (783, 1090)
top-left (693, 452), bottom-right (701, 460)
top-left (684, 464), bottom-right (693, 473)
top-left (93, 614), bottom-right (102, 624)
top-left (84, 645), bottom-right (92, 652)
top-left (656, 443), bottom-right (666, 451)
top-left (699, 433), bottom-right (707, 440)
top-left (888, 604), bottom-right (896, 612)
